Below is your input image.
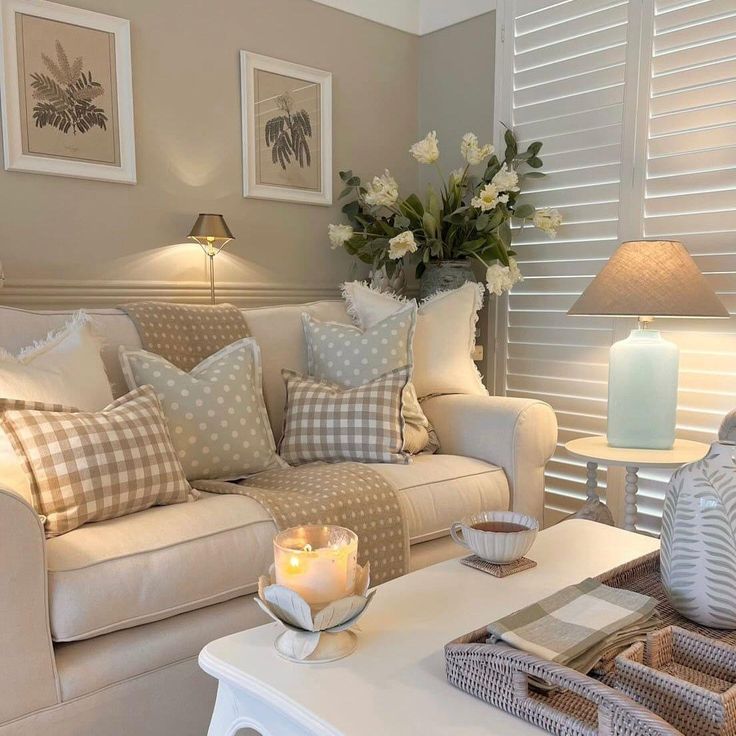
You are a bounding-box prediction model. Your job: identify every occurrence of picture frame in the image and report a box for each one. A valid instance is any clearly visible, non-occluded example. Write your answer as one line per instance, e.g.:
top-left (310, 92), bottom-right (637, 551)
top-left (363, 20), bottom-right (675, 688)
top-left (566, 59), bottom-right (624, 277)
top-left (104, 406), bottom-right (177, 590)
top-left (240, 51), bottom-right (332, 206)
top-left (0, 0), bottom-right (136, 184)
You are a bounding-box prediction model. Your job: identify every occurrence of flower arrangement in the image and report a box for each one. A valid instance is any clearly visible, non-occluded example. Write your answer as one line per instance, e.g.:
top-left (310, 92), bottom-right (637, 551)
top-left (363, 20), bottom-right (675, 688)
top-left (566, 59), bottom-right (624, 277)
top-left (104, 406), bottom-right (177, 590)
top-left (328, 128), bottom-right (562, 296)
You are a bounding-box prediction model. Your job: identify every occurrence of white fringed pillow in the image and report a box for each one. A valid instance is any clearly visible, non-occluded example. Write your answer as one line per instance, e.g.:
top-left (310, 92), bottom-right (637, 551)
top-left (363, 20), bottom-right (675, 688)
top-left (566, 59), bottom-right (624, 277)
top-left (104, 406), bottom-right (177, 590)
top-left (341, 281), bottom-right (488, 398)
top-left (0, 312), bottom-right (114, 506)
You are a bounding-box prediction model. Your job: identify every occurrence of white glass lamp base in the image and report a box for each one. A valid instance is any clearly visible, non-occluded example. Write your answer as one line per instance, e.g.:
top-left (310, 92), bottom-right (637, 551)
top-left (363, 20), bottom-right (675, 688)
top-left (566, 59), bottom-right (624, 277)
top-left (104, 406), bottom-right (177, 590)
top-left (607, 329), bottom-right (678, 450)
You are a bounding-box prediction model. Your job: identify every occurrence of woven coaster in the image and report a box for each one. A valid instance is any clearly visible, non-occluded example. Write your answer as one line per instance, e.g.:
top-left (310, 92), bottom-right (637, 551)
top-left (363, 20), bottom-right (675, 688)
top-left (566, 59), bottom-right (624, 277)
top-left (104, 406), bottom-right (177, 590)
top-left (460, 555), bottom-right (537, 578)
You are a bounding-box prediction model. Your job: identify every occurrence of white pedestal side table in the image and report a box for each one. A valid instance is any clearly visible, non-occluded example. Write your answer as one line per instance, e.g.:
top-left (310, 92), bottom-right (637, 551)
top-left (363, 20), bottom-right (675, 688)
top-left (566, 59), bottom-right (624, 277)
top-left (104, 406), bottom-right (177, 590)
top-left (565, 436), bottom-right (708, 532)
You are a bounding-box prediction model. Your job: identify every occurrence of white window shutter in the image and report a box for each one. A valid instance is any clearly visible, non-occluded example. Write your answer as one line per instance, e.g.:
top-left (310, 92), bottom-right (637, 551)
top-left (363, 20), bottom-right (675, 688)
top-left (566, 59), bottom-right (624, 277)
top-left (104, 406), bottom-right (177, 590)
top-left (496, 0), bottom-right (633, 526)
top-left (496, 0), bottom-right (735, 533)
top-left (629, 0), bottom-right (736, 533)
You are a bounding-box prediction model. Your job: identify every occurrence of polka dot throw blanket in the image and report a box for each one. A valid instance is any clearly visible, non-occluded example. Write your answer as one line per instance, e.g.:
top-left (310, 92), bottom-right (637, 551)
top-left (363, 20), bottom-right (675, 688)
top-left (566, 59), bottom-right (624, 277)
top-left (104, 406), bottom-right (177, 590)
top-left (120, 301), bottom-right (250, 372)
top-left (194, 461), bottom-right (409, 585)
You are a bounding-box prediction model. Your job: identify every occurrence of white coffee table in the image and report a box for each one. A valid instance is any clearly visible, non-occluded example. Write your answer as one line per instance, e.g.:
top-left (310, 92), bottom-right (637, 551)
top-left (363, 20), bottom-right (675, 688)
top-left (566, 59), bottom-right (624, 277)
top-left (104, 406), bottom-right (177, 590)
top-left (199, 520), bottom-right (659, 736)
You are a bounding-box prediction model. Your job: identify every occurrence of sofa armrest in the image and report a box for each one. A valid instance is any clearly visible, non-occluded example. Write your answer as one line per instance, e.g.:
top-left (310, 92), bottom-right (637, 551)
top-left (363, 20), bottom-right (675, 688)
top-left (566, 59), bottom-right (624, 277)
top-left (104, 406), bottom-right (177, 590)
top-left (421, 395), bottom-right (557, 524)
top-left (0, 488), bottom-right (59, 723)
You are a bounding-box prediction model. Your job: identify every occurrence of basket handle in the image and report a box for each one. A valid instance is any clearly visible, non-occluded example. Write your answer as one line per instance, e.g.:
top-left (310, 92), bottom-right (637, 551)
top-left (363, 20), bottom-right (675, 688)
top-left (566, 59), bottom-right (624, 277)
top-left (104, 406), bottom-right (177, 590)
top-left (448, 644), bottom-right (682, 736)
top-left (508, 655), bottom-right (681, 736)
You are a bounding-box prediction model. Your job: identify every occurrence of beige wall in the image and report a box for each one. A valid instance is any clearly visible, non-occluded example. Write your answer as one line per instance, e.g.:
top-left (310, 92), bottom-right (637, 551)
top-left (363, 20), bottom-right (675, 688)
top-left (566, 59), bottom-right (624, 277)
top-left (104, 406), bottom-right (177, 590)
top-left (417, 12), bottom-right (496, 383)
top-left (0, 0), bottom-right (419, 306)
top-left (418, 12), bottom-right (495, 190)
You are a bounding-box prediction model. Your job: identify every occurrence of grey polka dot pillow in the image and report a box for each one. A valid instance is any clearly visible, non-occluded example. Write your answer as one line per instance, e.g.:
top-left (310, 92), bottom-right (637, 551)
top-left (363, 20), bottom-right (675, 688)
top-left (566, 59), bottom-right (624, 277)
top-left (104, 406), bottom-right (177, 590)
top-left (120, 338), bottom-right (286, 481)
top-left (301, 306), bottom-right (433, 454)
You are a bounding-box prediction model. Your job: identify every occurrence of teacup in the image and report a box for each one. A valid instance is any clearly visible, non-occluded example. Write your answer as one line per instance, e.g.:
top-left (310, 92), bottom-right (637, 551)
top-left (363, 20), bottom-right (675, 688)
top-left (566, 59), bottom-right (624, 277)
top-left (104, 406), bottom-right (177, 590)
top-left (450, 510), bottom-right (538, 564)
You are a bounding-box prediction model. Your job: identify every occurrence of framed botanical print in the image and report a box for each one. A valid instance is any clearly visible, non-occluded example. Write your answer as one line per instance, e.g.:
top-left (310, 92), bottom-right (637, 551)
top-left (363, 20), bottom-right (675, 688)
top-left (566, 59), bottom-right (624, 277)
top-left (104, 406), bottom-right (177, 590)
top-left (0, 0), bottom-right (136, 183)
top-left (240, 51), bottom-right (332, 205)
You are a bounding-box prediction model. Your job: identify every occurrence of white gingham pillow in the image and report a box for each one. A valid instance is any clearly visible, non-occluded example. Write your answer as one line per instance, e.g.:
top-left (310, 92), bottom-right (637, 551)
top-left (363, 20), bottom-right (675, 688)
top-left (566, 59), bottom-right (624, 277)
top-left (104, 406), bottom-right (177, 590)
top-left (0, 385), bottom-right (192, 537)
top-left (279, 366), bottom-right (411, 466)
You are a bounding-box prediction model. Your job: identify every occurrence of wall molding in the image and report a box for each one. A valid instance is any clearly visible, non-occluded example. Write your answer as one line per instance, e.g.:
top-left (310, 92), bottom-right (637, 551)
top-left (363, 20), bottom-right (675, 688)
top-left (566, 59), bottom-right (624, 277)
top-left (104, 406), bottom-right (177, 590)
top-left (310, 0), bottom-right (495, 35)
top-left (0, 279), bottom-right (342, 309)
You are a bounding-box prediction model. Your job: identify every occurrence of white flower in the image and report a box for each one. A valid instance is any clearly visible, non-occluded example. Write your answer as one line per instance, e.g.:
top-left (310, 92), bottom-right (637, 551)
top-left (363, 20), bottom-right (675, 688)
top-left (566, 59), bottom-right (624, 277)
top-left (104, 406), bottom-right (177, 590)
top-left (461, 132), bottom-right (494, 165)
top-left (533, 207), bottom-right (563, 238)
top-left (410, 131), bottom-right (439, 164)
top-left (508, 257), bottom-right (523, 285)
top-left (471, 183), bottom-right (507, 212)
top-left (449, 168), bottom-right (465, 184)
top-left (363, 169), bottom-right (399, 207)
top-left (492, 164), bottom-right (520, 193)
top-left (388, 230), bottom-right (417, 260)
top-left (486, 263), bottom-right (513, 296)
top-left (328, 223), bottom-right (354, 249)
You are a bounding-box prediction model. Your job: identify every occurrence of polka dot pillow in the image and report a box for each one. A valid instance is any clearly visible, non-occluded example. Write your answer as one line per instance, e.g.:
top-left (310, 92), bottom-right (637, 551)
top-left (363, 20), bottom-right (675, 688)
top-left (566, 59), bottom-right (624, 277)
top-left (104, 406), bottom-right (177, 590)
top-left (301, 305), bottom-right (433, 454)
top-left (120, 338), bottom-right (286, 481)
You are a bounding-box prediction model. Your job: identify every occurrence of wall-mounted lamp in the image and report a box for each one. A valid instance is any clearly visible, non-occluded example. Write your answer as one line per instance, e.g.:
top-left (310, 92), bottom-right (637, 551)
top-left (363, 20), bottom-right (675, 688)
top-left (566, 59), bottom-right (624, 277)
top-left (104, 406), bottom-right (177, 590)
top-left (188, 213), bottom-right (235, 304)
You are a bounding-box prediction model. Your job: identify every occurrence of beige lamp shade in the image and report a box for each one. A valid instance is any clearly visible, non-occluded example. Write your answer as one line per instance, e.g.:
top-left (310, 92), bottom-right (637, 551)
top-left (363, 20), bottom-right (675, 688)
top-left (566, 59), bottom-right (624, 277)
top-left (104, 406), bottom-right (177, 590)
top-left (568, 240), bottom-right (728, 318)
top-left (188, 213), bottom-right (235, 242)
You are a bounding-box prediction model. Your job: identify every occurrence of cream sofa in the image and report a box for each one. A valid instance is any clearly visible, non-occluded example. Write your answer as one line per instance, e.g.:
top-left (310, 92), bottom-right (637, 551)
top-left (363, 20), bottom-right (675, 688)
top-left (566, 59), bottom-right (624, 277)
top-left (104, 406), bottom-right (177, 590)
top-left (0, 300), bottom-right (557, 736)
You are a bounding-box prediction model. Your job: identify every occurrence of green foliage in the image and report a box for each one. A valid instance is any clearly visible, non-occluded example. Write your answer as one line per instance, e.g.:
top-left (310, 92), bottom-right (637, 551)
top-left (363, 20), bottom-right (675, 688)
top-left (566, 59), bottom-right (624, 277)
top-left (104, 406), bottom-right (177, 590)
top-left (335, 127), bottom-right (549, 272)
top-left (30, 42), bottom-right (107, 135)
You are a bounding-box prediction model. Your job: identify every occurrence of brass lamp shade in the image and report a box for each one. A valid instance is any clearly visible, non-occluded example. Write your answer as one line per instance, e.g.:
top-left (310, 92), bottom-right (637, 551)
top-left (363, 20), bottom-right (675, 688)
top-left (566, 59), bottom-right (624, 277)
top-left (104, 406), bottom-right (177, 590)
top-left (188, 213), bottom-right (235, 305)
top-left (568, 240), bottom-right (728, 318)
top-left (188, 213), bottom-right (235, 242)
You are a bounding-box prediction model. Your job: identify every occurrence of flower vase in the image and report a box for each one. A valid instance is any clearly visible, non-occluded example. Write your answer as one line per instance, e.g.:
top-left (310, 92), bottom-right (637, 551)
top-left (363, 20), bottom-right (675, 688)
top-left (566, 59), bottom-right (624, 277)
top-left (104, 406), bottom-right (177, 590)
top-left (418, 260), bottom-right (476, 301)
top-left (661, 441), bottom-right (736, 628)
top-left (369, 264), bottom-right (407, 296)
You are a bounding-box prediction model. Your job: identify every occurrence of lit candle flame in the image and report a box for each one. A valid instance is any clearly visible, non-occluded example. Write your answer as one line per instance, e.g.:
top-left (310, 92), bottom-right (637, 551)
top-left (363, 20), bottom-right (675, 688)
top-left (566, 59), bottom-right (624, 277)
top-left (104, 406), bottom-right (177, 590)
top-left (304, 543), bottom-right (313, 553)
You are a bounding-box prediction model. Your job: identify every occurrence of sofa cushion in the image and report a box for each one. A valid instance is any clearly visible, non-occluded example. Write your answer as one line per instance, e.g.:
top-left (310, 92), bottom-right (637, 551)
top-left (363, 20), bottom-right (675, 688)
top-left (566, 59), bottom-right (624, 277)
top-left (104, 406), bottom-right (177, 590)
top-left (371, 454), bottom-right (508, 543)
top-left (46, 454), bottom-right (507, 641)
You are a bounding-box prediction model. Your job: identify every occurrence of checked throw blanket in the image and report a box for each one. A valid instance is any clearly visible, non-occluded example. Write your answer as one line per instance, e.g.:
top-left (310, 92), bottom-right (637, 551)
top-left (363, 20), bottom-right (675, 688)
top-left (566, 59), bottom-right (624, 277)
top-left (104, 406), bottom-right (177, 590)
top-left (193, 462), bottom-right (410, 586)
top-left (486, 578), bottom-right (659, 674)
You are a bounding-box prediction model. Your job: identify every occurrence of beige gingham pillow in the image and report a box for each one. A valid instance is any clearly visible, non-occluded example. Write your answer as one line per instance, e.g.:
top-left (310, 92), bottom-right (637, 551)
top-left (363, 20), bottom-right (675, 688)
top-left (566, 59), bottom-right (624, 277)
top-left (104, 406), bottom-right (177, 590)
top-left (0, 385), bottom-right (192, 537)
top-left (279, 366), bottom-right (411, 466)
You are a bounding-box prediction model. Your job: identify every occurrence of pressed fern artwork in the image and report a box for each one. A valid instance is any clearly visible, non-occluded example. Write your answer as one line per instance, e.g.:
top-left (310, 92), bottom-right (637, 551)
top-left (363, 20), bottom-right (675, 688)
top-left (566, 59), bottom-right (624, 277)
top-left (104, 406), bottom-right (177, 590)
top-left (264, 91), bottom-right (312, 170)
top-left (30, 40), bottom-right (107, 135)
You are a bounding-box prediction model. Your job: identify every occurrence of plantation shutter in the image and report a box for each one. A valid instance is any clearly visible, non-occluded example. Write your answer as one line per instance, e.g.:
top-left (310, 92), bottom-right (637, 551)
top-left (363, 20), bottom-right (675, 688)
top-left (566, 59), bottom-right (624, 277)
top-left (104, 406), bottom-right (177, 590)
top-left (496, 0), bottom-right (736, 533)
top-left (496, 0), bottom-right (632, 525)
top-left (628, 0), bottom-right (736, 533)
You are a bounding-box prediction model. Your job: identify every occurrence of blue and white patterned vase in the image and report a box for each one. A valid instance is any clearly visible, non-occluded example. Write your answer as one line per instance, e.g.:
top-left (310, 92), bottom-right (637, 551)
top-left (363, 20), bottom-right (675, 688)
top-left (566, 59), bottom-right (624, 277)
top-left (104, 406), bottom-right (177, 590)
top-left (661, 440), bottom-right (736, 628)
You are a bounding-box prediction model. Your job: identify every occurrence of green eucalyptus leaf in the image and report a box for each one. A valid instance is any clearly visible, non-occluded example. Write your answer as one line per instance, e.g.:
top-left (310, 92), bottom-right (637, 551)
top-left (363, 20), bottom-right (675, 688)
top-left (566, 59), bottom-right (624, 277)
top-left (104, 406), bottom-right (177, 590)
top-left (523, 171), bottom-right (547, 179)
top-left (338, 186), bottom-right (354, 199)
top-left (527, 141), bottom-right (543, 156)
top-left (346, 176), bottom-right (360, 186)
top-left (527, 156), bottom-right (543, 169)
top-left (514, 203), bottom-right (535, 219)
top-left (338, 170), bottom-right (353, 182)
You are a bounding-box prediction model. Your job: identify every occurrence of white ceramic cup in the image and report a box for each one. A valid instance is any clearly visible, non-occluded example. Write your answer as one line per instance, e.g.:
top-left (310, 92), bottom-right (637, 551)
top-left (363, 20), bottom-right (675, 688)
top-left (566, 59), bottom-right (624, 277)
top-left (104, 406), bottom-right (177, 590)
top-left (450, 510), bottom-right (538, 564)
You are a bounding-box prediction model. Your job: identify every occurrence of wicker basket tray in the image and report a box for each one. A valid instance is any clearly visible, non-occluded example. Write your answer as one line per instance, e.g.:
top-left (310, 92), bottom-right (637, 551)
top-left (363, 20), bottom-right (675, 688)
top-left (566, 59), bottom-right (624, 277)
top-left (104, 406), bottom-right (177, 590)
top-left (614, 626), bottom-right (736, 736)
top-left (444, 552), bottom-right (736, 736)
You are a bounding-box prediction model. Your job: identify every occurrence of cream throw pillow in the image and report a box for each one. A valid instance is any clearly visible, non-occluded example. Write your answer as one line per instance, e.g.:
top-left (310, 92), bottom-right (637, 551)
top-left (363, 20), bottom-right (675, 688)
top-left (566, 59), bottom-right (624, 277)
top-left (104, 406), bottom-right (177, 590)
top-left (302, 306), bottom-right (431, 453)
top-left (120, 338), bottom-right (286, 480)
top-left (0, 312), bottom-right (114, 506)
top-left (341, 281), bottom-right (488, 398)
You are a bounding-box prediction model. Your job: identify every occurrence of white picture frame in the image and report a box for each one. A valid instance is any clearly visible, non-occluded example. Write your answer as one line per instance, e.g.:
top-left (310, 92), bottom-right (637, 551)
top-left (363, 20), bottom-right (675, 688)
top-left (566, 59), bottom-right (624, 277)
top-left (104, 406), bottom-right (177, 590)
top-left (241, 51), bottom-right (332, 206)
top-left (0, 0), bottom-right (136, 184)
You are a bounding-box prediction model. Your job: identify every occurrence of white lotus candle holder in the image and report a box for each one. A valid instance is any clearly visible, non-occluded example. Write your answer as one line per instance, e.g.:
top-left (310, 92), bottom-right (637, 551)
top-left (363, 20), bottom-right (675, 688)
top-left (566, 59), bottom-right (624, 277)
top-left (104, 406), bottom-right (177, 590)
top-left (256, 561), bottom-right (374, 663)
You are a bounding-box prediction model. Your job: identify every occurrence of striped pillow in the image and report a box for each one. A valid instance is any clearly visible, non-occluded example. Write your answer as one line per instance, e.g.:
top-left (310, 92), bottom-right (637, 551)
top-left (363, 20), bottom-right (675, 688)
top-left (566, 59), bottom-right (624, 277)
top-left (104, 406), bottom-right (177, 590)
top-left (279, 366), bottom-right (411, 466)
top-left (0, 385), bottom-right (191, 537)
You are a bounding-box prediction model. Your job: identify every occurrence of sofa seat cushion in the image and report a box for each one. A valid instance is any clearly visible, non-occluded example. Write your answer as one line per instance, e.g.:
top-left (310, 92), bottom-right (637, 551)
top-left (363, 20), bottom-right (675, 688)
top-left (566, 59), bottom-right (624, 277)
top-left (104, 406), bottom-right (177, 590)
top-left (46, 455), bottom-right (507, 642)
top-left (371, 455), bottom-right (508, 543)
top-left (46, 492), bottom-right (278, 642)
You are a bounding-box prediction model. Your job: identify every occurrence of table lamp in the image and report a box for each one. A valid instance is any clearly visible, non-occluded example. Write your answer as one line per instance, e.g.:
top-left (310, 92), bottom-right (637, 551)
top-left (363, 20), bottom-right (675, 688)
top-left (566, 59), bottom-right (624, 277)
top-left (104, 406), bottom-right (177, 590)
top-left (188, 214), bottom-right (235, 304)
top-left (568, 240), bottom-right (728, 450)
